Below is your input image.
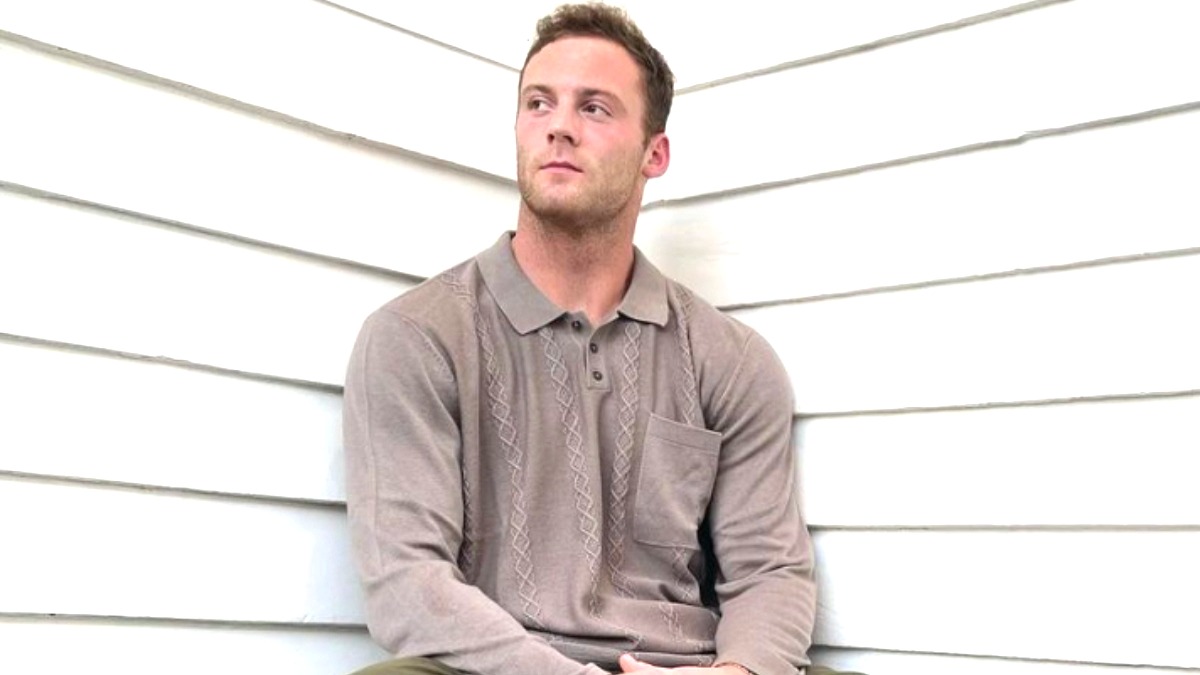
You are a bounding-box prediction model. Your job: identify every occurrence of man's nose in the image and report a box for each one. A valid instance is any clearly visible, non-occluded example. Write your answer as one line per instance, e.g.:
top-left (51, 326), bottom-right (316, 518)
top-left (547, 107), bottom-right (579, 146)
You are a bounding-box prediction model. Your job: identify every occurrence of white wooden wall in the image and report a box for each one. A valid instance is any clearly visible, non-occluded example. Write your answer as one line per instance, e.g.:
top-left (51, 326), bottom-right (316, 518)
top-left (1, 2), bottom-right (1196, 674)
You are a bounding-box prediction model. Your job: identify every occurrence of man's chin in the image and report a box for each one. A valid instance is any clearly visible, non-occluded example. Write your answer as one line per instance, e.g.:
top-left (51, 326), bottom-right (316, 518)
top-left (524, 194), bottom-right (580, 220)
top-left (523, 199), bottom-right (605, 235)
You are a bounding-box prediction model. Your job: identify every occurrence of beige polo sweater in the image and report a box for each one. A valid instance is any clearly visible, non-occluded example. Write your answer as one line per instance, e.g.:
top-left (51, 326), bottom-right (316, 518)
top-left (344, 234), bottom-right (815, 675)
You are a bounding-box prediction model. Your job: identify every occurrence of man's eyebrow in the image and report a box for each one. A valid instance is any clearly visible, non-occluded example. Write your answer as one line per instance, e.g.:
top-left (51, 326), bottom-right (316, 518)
top-left (578, 87), bottom-right (616, 99)
top-left (520, 84), bottom-right (553, 98)
top-left (519, 84), bottom-right (625, 109)
top-left (579, 88), bottom-right (626, 112)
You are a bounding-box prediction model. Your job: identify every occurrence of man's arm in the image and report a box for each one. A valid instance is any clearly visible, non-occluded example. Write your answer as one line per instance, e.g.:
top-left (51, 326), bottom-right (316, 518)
top-left (344, 309), bottom-right (607, 675)
top-left (704, 331), bottom-right (817, 675)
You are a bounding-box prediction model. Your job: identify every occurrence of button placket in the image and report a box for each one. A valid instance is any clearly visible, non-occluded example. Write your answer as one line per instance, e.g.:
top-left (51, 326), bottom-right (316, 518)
top-left (584, 322), bottom-right (609, 390)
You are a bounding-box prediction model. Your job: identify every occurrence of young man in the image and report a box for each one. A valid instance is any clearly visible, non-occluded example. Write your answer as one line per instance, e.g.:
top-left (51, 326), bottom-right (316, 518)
top-left (344, 5), bottom-right (856, 675)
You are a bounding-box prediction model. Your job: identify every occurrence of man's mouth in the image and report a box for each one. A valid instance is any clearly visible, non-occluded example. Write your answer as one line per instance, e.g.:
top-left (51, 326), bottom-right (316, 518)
top-left (541, 161), bottom-right (582, 172)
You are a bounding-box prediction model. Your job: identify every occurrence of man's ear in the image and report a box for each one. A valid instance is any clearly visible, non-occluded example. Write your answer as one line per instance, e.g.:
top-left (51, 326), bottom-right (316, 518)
top-left (642, 133), bottom-right (670, 179)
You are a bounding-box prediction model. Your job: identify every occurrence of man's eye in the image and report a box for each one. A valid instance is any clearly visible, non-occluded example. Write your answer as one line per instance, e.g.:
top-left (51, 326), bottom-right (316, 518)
top-left (528, 98), bottom-right (550, 111)
top-left (582, 103), bottom-right (609, 116)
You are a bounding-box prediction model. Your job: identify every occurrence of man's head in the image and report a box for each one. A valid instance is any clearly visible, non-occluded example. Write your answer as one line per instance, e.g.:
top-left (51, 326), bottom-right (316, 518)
top-left (515, 4), bottom-right (673, 235)
top-left (522, 4), bottom-right (674, 141)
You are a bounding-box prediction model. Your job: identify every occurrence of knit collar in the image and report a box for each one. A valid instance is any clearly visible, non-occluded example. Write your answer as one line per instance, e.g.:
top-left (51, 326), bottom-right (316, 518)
top-left (477, 232), bottom-right (670, 335)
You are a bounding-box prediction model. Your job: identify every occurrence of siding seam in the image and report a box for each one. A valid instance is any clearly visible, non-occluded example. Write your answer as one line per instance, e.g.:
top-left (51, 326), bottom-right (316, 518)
top-left (0, 30), bottom-right (516, 186)
top-left (644, 101), bottom-right (1200, 209)
top-left (0, 611), bottom-right (366, 631)
top-left (813, 645), bottom-right (1200, 671)
top-left (796, 388), bottom-right (1200, 419)
top-left (720, 247), bottom-right (1200, 312)
top-left (0, 331), bottom-right (342, 394)
top-left (675, 0), bottom-right (1074, 94)
top-left (0, 180), bottom-right (425, 285)
top-left (0, 469), bottom-right (347, 509)
top-left (314, 0), bottom-right (520, 73)
top-left (810, 524), bottom-right (1200, 533)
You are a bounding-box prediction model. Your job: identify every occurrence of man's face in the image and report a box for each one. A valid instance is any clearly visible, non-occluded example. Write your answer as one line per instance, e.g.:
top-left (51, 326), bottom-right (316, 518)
top-left (516, 36), bottom-right (665, 232)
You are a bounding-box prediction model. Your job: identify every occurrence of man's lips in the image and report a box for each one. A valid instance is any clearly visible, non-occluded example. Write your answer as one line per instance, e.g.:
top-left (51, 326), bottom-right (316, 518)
top-left (541, 161), bottom-right (582, 172)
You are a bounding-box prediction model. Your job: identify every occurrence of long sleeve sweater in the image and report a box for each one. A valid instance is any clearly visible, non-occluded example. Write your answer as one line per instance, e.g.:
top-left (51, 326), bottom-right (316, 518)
top-left (343, 234), bottom-right (816, 675)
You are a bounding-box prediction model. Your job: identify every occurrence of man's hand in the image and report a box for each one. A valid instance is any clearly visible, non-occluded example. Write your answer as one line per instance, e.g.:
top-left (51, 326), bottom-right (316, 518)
top-left (618, 654), bottom-right (750, 675)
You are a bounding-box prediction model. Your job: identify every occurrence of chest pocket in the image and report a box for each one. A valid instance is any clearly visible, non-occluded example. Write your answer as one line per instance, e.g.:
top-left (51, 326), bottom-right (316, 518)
top-left (633, 413), bottom-right (722, 549)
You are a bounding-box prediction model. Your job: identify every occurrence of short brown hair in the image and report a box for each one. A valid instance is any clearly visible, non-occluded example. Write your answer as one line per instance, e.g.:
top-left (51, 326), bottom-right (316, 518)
top-left (522, 3), bottom-right (674, 139)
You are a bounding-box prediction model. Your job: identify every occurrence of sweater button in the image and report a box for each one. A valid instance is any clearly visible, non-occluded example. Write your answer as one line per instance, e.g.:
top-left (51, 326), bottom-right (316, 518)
top-left (592, 371), bottom-right (603, 381)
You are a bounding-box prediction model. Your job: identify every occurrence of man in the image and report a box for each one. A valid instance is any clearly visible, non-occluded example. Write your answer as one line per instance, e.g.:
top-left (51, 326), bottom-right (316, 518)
top-left (344, 5), bottom-right (856, 675)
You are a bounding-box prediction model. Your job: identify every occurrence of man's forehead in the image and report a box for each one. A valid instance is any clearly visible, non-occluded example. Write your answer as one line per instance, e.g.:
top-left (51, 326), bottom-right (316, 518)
top-left (522, 36), bottom-right (642, 91)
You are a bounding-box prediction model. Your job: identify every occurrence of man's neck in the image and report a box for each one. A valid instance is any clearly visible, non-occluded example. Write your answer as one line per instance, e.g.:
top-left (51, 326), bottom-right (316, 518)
top-left (511, 213), bottom-right (636, 327)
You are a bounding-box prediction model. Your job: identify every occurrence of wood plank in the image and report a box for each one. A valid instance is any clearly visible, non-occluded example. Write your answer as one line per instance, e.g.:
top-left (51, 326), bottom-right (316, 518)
top-left (797, 394), bottom-right (1200, 528)
top-left (732, 254), bottom-right (1200, 414)
top-left (812, 530), bottom-right (1200, 668)
top-left (630, 0), bottom-right (1022, 89)
top-left (6, 480), bottom-right (1195, 668)
top-left (0, 616), bottom-right (387, 675)
top-left (324, 0), bottom-right (549, 70)
top-left (0, 477), bottom-right (363, 624)
top-left (637, 108), bottom-right (1200, 307)
top-left (649, 0), bottom-right (1200, 200)
top-left (0, 0), bottom-right (517, 178)
top-left (335, 1), bottom-right (1022, 88)
top-left (0, 339), bottom-right (344, 502)
top-left (808, 647), bottom-right (1195, 675)
top-left (0, 190), bottom-right (411, 385)
top-left (0, 40), bottom-right (518, 278)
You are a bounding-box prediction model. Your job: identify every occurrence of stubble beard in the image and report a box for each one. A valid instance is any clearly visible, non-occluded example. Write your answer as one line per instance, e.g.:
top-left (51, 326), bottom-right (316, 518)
top-left (517, 153), bottom-right (642, 240)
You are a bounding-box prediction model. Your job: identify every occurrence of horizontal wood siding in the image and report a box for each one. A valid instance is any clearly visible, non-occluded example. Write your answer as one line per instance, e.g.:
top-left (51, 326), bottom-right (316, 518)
top-left (0, 338), bottom-right (344, 502)
top-left (731, 254), bottom-right (1200, 414)
top-left (0, 0), bottom-right (518, 178)
top-left (653, 0), bottom-right (1200, 200)
top-left (0, 616), bottom-right (386, 675)
top-left (0, 477), bottom-right (362, 624)
top-left (0, 39), bottom-right (517, 276)
top-left (797, 395), bottom-right (1200, 528)
top-left (811, 530), bottom-right (1200, 668)
top-left (331, 0), bottom-right (1023, 86)
top-left (809, 648), bottom-right (1195, 675)
top-left (636, 108), bottom-right (1200, 307)
top-left (0, 190), bottom-right (411, 384)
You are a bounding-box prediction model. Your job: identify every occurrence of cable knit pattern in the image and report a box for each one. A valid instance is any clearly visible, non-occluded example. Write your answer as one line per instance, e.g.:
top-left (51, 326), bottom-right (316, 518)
top-left (672, 286), bottom-right (700, 428)
top-left (606, 322), bottom-right (642, 600)
top-left (670, 547), bottom-right (708, 653)
top-left (657, 598), bottom-right (687, 645)
top-left (539, 326), bottom-right (603, 615)
top-left (440, 271), bottom-right (544, 628)
top-left (459, 466), bottom-right (478, 578)
top-left (661, 286), bottom-right (710, 648)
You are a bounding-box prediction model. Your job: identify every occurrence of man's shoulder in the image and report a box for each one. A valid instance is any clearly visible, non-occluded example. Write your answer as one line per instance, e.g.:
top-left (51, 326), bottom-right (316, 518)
top-left (365, 255), bottom-right (485, 339)
top-left (664, 277), bottom-right (761, 355)
top-left (661, 278), bottom-right (793, 421)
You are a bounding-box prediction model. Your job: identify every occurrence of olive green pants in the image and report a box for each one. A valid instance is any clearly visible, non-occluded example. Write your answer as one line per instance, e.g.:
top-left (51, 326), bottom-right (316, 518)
top-left (348, 656), bottom-right (864, 675)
